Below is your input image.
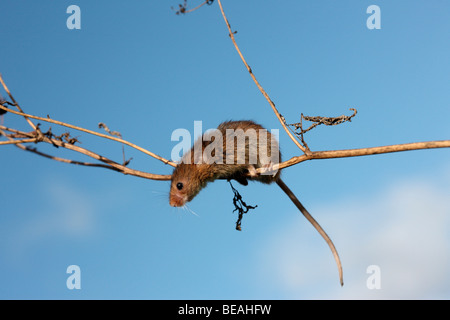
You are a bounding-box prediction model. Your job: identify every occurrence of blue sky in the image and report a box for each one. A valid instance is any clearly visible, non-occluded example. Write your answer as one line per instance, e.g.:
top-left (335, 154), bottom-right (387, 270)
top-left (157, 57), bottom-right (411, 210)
top-left (0, 0), bottom-right (449, 299)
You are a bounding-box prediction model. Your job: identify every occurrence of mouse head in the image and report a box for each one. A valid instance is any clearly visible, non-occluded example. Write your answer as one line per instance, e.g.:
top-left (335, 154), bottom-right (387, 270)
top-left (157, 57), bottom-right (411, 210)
top-left (169, 163), bottom-right (209, 207)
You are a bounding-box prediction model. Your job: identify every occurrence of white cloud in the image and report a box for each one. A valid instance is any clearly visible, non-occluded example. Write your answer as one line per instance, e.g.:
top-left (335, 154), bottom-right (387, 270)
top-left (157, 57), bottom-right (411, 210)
top-left (257, 174), bottom-right (450, 299)
top-left (1, 179), bottom-right (96, 264)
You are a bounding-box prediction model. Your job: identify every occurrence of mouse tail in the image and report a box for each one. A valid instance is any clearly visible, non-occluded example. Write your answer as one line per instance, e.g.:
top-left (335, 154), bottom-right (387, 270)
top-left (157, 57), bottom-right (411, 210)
top-left (276, 178), bottom-right (344, 286)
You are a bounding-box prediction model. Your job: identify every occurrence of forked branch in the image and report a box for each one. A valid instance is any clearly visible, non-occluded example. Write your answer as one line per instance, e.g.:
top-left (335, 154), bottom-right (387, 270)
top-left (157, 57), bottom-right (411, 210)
top-left (0, 104), bottom-right (175, 167)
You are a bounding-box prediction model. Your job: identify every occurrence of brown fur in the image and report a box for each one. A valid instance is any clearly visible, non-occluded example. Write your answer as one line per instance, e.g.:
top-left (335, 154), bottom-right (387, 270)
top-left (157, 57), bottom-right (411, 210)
top-left (169, 120), bottom-right (280, 207)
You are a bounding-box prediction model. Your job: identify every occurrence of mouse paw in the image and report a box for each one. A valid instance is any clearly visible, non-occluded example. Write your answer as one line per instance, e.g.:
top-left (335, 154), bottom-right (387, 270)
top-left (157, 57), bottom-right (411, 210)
top-left (260, 162), bottom-right (277, 177)
top-left (247, 165), bottom-right (258, 177)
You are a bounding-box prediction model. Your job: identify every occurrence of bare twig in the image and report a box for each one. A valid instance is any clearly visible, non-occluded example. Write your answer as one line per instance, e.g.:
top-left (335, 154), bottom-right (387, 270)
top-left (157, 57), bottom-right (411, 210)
top-left (213, 3), bottom-right (450, 171)
top-left (289, 108), bottom-right (357, 150)
top-left (18, 144), bottom-right (125, 172)
top-left (172, 0), bottom-right (214, 15)
top-left (299, 108), bottom-right (357, 129)
top-left (287, 108), bottom-right (358, 151)
top-left (0, 76), bottom-right (173, 180)
top-left (256, 140), bottom-right (450, 174)
top-left (216, 0), bottom-right (308, 154)
top-left (0, 104), bottom-right (176, 167)
top-left (0, 73), bottom-right (37, 131)
top-left (0, 125), bottom-right (172, 181)
top-left (0, 138), bottom-right (37, 145)
top-left (185, 0), bottom-right (214, 14)
top-left (98, 122), bottom-right (131, 166)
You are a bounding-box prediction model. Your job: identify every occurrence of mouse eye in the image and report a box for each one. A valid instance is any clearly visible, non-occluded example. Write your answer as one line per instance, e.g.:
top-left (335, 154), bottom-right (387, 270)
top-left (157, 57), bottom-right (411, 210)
top-left (176, 182), bottom-right (183, 190)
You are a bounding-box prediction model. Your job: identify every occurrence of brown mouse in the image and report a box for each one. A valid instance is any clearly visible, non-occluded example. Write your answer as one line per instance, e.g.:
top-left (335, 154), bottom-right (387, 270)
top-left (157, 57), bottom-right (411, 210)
top-left (169, 120), bottom-right (343, 286)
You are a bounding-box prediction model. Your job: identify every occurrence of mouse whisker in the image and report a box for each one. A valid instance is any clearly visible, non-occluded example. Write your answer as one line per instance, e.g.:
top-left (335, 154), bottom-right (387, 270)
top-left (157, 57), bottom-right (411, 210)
top-left (151, 190), bottom-right (169, 198)
top-left (183, 204), bottom-right (199, 217)
top-left (151, 190), bottom-right (167, 195)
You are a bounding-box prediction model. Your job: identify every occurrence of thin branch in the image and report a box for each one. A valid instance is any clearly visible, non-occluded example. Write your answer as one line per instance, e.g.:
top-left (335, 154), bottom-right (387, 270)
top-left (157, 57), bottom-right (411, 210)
top-left (300, 108), bottom-right (357, 129)
top-left (257, 140), bottom-right (450, 174)
top-left (17, 144), bottom-right (124, 172)
top-left (0, 138), bottom-right (37, 145)
top-left (0, 73), bottom-right (37, 131)
top-left (0, 125), bottom-right (172, 181)
top-left (0, 125), bottom-right (32, 136)
top-left (214, 3), bottom-right (450, 171)
top-left (0, 104), bottom-right (176, 167)
top-left (289, 108), bottom-right (358, 150)
top-left (20, 143), bottom-right (171, 180)
top-left (172, 0), bottom-right (213, 15)
top-left (185, 0), bottom-right (213, 13)
top-left (216, 0), bottom-right (309, 154)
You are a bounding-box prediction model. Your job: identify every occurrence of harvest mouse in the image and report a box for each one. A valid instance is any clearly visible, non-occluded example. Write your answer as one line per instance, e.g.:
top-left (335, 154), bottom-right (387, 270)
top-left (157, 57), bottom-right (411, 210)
top-left (169, 120), bottom-right (343, 286)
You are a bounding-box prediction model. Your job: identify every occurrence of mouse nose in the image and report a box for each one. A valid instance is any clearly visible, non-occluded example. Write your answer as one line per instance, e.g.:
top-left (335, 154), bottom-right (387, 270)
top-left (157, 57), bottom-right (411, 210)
top-left (169, 199), bottom-right (179, 207)
top-left (169, 194), bottom-right (184, 207)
